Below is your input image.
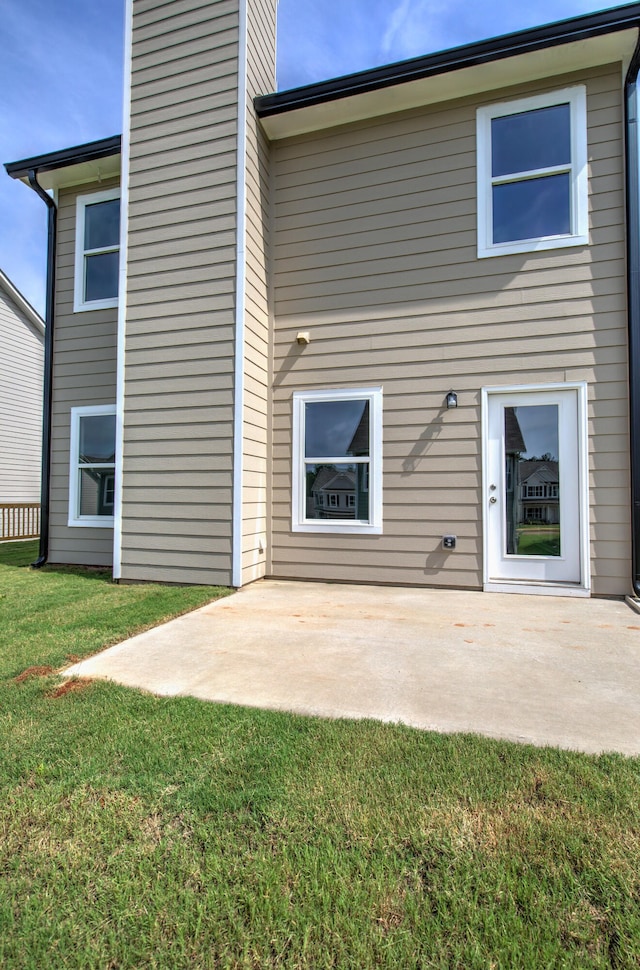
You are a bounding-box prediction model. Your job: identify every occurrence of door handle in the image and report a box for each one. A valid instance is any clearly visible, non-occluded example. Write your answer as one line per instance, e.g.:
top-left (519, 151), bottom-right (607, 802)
top-left (489, 496), bottom-right (497, 504)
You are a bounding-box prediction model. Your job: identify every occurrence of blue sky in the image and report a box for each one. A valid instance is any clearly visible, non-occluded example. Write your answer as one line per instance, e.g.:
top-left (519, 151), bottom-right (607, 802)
top-left (0, 0), bottom-right (635, 314)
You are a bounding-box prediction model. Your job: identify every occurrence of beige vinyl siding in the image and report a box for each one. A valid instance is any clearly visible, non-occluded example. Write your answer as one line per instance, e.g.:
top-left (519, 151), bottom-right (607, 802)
top-left (270, 65), bottom-right (630, 596)
top-left (49, 180), bottom-right (119, 566)
top-left (120, 0), bottom-right (241, 585)
top-left (241, 0), bottom-right (276, 584)
top-left (0, 288), bottom-right (43, 504)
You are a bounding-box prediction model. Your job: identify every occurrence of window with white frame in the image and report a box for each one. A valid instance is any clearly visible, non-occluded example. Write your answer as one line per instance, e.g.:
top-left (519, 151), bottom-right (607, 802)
top-left (74, 188), bottom-right (120, 311)
top-left (69, 405), bottom-right (116, 527)
top-left (476, 86), bottom-right (587, 258)
top-left (292, 387), bottom-right (383, 534)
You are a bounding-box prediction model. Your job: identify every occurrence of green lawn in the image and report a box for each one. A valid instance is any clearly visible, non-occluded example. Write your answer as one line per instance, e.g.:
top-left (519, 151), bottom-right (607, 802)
top-left (1, 542), bottom-right (639, 968)
top-left (516, 526), bottom-right (561, 557)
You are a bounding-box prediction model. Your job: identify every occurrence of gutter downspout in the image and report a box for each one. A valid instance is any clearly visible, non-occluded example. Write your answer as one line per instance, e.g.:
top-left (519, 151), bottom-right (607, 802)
top-left (27, 170), bottom-right (56, 568)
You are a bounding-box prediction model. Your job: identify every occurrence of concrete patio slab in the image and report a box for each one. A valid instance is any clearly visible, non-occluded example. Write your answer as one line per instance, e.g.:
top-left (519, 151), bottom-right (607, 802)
top-left (65, 581), bottom-right (640, 756)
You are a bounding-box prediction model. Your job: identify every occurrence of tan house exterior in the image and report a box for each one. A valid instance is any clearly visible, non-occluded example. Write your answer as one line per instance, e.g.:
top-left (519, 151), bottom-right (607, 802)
top-left (6, 0), bottom-right (640, 598)
top-left (0, 270), bottom-right (44, 506)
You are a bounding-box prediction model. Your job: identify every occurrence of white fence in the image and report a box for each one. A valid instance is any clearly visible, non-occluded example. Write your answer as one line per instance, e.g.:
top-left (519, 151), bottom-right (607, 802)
top-left (0, 503), bottom-right (41, 541)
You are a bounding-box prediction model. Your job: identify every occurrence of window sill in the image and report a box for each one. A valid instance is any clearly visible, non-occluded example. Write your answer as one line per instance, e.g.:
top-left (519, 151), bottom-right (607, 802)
top-left (68, 517), bottom-right (114, 529)
top-left (293, 522), bottom-right (382, 535)
top-left (73, 298), bottom-right (119, 313)
top-left (478, 231), bottom-right (589, 259)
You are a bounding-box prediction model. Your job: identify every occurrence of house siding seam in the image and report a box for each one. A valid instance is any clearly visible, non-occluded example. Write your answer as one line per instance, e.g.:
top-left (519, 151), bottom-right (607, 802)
top-left (48, 180), bottom-right (119, 566)
top-left (120, 0), bottom-right (242, 586)
top-left (270, 65), bottom-right (630, 596)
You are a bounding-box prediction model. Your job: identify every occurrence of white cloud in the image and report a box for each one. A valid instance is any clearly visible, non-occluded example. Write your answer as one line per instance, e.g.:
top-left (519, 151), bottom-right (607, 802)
top-left (381, 0), bottom-right (451, 60)
top-left (381, 0), bottom-right (414, 54)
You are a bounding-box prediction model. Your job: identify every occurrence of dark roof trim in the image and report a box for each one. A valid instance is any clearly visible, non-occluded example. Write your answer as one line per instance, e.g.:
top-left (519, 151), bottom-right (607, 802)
top-left (4, 135), bottom-right (121, 180)
top-left (256, 2), bottom-right (640, 117)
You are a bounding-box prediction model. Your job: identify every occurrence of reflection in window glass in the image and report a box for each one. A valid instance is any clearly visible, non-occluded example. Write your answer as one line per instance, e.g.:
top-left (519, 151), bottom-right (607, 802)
top-left (304, 463), bottom-right (369, 521)
top-left (504, 404), bottom-right (560, 558)
top-left (303, 399), bottom-right (370, 521)
top-left (491, 103), bottom-right (570, 177)
top-left (79, 414), bottom-right (116, 464)
top-left (305, 400), bottom-right (369, 457)
top-left (79, 469), bottom-right (115, 516)
top-left (85, 251), bottom-right (120, 302)
top-left (85, 199), bottom-right (120, 250)
top-left (493, 173), bottom-right (570, 243)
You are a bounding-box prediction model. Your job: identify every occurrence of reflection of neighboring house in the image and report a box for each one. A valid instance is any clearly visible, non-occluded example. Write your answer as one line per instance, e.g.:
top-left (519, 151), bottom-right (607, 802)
top-left (311, 468), bottom-right (356, 518)
top-left (308, 403), bottom-right (371, 520)
top-left (504, 408), bottom-right (526, 554)
top-left (347, 404), bottom-right (370, 520)
top-left (78, 460), bottom-right (115, 517)
top-left (519, 462), bottom-right (560, 524)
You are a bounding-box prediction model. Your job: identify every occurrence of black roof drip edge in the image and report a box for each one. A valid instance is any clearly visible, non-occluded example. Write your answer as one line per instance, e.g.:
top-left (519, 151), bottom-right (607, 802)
top-left (256, 3), bottom-right (640, 117)
top-left (5, 135), bottom-right (121, 180)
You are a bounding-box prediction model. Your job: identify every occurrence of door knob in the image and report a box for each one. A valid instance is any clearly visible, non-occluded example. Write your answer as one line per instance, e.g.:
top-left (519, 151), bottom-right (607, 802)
top-left (489, 496), bottom-right (497, 504)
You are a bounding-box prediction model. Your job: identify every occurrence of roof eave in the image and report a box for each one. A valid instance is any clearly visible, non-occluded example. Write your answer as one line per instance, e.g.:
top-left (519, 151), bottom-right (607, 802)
top-left (256, 4), bottom-right (640, 140)
top-left (4, 135), bottom-right (122, 191)
top-left (257, 3), bottom-right (640, 118)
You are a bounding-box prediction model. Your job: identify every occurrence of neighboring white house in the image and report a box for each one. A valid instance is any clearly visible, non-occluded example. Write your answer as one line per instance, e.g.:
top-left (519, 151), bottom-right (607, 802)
top-left (0, 270), bottom-right (44, 506)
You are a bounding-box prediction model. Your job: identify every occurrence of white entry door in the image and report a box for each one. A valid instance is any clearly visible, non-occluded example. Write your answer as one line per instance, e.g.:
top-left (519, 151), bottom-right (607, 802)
top-left (483, 385), bottom-right (588, 593)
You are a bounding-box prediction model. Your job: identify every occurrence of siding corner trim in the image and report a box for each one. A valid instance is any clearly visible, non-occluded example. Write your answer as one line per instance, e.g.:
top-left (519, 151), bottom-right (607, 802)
top-left (232, 0), bottom-right (249, 588)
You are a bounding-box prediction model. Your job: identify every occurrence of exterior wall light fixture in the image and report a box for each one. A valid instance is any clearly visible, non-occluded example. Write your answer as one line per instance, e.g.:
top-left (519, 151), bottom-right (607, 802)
top-left (446, 390), bottom-right (458, 409)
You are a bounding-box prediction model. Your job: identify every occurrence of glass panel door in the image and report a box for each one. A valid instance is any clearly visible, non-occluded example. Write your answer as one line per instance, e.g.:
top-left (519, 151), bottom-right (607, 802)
top-left (485, 388), bottom-right (583, 587)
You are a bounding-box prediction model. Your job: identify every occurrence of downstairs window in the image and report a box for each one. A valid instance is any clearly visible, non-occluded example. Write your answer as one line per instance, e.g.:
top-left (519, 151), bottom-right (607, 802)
top-left (68, 405), bottom-right (116, 527)
top-left (292, 387), bottom-right (382, 534)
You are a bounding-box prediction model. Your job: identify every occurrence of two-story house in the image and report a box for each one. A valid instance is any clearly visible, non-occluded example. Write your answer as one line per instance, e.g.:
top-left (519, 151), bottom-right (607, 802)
top-left (6, 0), bottom-right (640, 597)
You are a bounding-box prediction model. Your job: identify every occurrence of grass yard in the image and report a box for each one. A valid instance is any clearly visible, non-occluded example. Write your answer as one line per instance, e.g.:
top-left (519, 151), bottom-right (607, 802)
top-left (515, 526), bottom-right (561, 557)
top-left (1, 542), bottom-right (639, 968)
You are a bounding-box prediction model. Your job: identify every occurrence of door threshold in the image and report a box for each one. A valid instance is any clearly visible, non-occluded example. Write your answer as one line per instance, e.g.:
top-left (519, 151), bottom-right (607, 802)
top-left (484, 581), bottom-right (590, 598)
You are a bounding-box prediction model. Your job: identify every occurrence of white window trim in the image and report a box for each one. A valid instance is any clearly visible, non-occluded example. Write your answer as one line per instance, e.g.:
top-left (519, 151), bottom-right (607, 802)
top-left (68, 404), bottom-right (116, 528)
top-left (74, 187), bottom-right (121, 312)
top-left (292, 386), bottom-right (383, 535)
top-left (476, 86), bottom-right (588, 259)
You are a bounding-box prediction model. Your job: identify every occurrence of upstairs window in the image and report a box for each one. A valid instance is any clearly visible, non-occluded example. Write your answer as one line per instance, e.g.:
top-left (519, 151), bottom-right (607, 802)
top-left (292, 387), bottom-right (383, 534)
top-left (74, 188), bottom-right (120, 311)
top-left (476, 86), bottom-right (587, 258)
